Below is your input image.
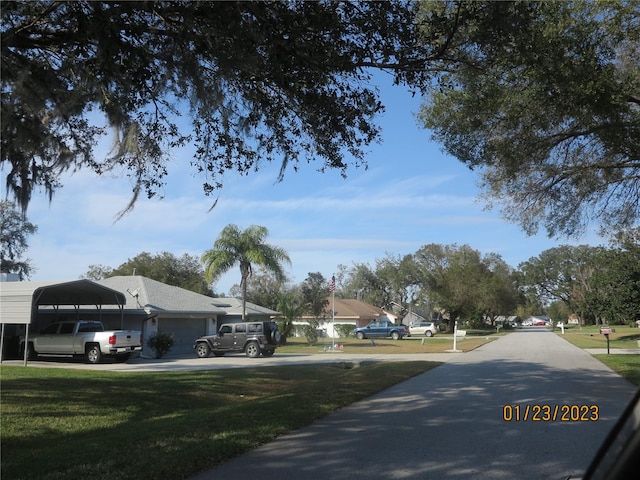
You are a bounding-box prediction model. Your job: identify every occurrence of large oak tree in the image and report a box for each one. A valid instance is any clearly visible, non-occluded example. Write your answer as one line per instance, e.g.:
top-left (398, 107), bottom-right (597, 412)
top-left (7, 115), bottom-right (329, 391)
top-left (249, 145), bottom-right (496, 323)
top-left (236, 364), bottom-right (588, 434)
top-left (5, 1), bottom-right (637, 240)
top-left (418, 1), bottom-right (640, 237)
top-left (0, 200), bottom-right (38, 279)
top-left (1, 1), bottom-right (438, 214)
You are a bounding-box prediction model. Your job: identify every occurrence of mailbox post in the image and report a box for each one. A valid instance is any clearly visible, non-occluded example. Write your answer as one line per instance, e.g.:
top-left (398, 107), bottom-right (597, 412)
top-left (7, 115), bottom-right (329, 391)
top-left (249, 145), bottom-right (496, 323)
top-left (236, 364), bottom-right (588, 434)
top-left (600, 326), bottom-right (612, 354)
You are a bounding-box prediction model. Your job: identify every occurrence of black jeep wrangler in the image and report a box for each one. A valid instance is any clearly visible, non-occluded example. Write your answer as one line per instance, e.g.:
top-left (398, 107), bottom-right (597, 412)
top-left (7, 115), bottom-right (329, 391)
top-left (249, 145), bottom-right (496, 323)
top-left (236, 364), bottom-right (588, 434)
top-left (193, 321), bottom-right (281, 358)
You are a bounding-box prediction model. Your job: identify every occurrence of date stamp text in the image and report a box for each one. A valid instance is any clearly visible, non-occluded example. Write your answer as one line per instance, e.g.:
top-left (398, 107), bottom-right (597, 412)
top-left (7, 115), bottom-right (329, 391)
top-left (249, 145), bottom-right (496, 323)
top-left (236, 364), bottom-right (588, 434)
top-left (502, 404), bottom-right (599, 422)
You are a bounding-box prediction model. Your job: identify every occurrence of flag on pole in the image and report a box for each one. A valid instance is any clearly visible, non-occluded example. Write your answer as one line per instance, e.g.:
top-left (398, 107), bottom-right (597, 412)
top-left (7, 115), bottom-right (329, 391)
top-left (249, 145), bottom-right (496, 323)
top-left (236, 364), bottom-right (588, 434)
top-left (329, 275), bottom-right (335, 292)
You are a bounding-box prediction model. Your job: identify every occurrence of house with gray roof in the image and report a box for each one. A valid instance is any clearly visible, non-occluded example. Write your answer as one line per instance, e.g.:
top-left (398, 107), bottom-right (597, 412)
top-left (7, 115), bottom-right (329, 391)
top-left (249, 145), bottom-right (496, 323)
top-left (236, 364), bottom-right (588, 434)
top-left (27, 276), bottom-right (278, 357)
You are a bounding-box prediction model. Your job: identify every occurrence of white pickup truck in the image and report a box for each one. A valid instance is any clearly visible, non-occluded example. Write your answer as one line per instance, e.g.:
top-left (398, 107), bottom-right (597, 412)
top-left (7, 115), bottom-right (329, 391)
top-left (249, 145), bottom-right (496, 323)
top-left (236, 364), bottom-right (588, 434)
top-left (22, 320), bottom-right (142, 363)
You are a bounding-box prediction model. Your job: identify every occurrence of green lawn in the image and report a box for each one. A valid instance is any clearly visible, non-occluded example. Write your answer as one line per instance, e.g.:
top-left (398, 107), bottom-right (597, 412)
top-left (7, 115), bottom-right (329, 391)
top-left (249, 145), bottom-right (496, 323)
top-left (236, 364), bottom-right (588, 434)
top-left (1, 361), bottom-right (438, 480)
top-left (3, 327), bottom-right (638, 480)
top-left (556, 325), bottom-right (640, 385)
top-left (555, 324), bottom-right (640, 349)
top-left (593, 354), bottom-right (640, 386)
top-left (278, 333), bottom-right (497, 354)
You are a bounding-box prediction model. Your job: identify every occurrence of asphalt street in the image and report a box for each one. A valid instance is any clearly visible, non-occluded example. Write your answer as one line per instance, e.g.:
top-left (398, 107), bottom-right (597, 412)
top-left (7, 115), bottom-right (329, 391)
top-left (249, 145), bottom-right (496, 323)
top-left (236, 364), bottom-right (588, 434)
top-left (187, 329), bottom-right (638, 480)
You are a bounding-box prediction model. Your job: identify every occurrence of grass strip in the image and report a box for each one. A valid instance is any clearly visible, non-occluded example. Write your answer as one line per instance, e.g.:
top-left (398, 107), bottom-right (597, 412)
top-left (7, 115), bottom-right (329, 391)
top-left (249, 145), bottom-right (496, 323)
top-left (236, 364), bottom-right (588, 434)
top-left (592, 355), bottom-right (640, 387)
top-left (278, 334), bottom-right (496, 354)
top-left (1, 361), bottom-right (439, 480)
top-left (556, 325), bottom-right (640, 386)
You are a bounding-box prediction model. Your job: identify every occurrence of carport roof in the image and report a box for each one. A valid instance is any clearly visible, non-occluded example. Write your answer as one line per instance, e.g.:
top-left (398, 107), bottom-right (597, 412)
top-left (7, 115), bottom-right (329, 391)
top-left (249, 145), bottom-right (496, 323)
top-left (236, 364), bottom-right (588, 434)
top-left (0, 279), bottom-right (126, 324)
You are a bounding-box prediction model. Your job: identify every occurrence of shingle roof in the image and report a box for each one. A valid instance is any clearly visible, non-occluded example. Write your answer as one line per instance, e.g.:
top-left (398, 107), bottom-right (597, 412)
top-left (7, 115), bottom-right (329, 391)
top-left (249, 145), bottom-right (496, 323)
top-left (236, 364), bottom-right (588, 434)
top-left (207, 296), bottom-right (279, 316)
top-left (97, 276), bottom-right (278, 316)
top-left (98, 276), bottom-right (227, 315)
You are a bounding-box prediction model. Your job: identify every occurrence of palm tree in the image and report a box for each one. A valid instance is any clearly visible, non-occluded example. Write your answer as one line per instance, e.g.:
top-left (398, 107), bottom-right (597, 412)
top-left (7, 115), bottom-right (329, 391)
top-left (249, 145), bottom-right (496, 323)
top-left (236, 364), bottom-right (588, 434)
top-left (202, 224), bottom-right (291, 319)
top-left (275, 290), bottom-right (306, 344)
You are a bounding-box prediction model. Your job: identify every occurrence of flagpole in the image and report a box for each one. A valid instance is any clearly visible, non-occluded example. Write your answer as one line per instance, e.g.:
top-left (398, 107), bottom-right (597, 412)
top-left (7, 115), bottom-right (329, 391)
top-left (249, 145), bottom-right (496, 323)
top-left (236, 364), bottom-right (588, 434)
top-left (329, 274), bottom-right (336, 350)
top-left (332, 282), bottom-right (335, 350)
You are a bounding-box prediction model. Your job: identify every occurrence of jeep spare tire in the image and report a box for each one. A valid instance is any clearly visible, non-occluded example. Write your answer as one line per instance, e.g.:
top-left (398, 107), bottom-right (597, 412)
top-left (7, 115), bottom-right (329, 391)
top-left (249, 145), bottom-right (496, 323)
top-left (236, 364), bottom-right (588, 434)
top-left (271, 330), bottom-right (281, 343)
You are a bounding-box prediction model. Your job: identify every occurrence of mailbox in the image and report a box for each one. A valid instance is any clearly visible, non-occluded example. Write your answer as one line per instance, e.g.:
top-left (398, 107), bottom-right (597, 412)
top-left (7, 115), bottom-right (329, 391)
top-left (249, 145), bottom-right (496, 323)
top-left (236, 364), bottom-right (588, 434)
top-left (600, 326), bottom-right (612, 354)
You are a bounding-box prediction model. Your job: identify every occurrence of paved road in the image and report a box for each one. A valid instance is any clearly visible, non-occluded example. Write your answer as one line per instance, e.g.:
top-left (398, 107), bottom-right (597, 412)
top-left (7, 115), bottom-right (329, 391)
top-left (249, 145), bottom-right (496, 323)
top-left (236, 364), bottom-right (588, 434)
top-left (189, 329), bottom-right (637, 480)
top-left (2, 351), bottom-right (462, 371)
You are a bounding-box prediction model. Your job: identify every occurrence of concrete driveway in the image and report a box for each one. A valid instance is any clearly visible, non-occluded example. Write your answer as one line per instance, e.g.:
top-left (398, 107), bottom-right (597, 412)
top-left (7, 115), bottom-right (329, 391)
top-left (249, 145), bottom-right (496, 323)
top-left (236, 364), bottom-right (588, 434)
top-left (188, 329), bottom-right (637, 480)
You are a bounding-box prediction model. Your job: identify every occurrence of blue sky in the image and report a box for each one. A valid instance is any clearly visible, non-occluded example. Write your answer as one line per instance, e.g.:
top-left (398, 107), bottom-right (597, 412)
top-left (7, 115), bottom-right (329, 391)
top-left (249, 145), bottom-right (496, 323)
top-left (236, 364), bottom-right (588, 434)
top-left (17, 74), bottom-right (603, 294)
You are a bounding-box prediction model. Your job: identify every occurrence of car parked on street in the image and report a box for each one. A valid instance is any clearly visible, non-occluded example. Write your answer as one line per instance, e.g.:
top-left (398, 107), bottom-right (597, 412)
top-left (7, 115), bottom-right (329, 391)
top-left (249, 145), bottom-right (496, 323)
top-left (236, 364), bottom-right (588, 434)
top-left (409, 321), bottom-right (438, 337)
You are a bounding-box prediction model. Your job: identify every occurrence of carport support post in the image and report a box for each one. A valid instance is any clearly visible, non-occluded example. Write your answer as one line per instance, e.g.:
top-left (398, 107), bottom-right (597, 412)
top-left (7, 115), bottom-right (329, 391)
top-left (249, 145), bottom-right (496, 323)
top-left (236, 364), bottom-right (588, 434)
top-left (22, 329), bottom-right (29, 366)
top-left (0, 323), bottom-right (4, 363)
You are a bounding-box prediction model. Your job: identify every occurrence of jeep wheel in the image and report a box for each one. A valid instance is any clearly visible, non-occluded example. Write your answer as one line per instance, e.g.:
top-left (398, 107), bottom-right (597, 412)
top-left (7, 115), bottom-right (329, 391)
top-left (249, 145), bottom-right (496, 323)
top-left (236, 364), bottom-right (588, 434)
top-left (391, 331), bottom-right (400, 340)
top-left (86, 344), bottom-right (102, 364)
top-left (195, 342), bottom-right (211, 358)
top-left (355, 331), bottom-right (365, 340)
top-left (245, 342), bottom-right (260, 358)
top-left (262, 349), bottom-right (275, 357)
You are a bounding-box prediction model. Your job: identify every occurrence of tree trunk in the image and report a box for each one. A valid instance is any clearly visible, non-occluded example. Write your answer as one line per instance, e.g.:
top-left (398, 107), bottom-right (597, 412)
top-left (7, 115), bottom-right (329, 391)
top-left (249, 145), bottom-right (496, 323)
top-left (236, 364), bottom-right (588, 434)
top-left (241, 276), bottom-right (247, 320)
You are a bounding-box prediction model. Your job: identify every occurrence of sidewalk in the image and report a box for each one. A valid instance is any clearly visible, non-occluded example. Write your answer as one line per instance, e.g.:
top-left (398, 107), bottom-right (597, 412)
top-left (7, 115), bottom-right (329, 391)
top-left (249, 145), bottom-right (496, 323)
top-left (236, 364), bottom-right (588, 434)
top-left (585, 348), bottom-right (640, 354)
top-left (189, 330), bottom-right (638, 480)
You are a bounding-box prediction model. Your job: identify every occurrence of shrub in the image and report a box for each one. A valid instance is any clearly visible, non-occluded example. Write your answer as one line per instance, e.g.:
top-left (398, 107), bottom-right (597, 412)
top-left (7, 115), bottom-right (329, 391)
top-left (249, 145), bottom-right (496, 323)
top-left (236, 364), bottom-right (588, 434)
top-left (304, 325), bottom-right (318, 345)
top-left (147, 332), bottom-right (174, 359)
top-left (335, 324), bottom-right (355, 338)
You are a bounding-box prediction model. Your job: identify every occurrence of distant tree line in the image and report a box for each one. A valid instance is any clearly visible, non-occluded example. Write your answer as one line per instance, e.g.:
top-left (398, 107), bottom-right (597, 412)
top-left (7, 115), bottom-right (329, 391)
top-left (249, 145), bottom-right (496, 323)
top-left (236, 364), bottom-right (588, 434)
top-left (76, 227), bottom-right (640, 332)
top-left (82, 251), bottom-right (211, 296)
top-left (3, 206), bottom-right (637, 331)
top-left (240, 230), bottom-right (640, 331)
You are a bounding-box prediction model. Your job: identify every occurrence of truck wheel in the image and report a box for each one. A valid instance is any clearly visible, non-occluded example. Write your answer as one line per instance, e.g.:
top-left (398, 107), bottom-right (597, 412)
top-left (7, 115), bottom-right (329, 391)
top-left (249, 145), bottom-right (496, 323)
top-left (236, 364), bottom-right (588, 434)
top-left (86, 344), bottom-right (102, 364)
top-left (195, 342), bottom-right (211, 358)
top-left (114, 353), bottom-right (131, 362)
top-left (391, 331), bottom-right (400, 340)
top-left (245, 342), bottom-right (260, 358)
top-left (355, 332), bottom-right (365, 340)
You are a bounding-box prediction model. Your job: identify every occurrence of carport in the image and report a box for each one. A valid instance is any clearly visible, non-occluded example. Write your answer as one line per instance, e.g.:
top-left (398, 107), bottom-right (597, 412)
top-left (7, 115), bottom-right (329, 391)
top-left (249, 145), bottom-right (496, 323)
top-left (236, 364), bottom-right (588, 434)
top-left (0, 279), bottom-right (126, 365)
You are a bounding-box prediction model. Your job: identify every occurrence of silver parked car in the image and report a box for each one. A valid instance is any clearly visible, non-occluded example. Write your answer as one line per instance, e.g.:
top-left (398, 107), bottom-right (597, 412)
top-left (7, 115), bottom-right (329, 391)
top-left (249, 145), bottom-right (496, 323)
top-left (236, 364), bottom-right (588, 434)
top-left (409, 321), bottom-right (438, 337)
